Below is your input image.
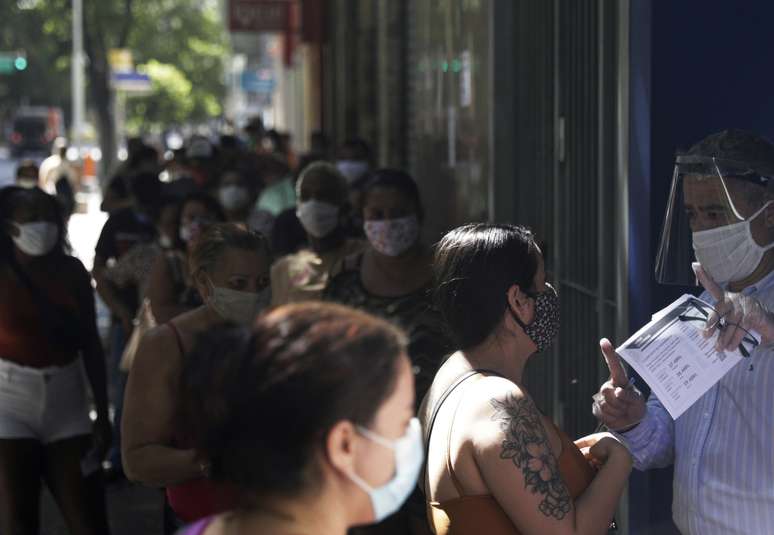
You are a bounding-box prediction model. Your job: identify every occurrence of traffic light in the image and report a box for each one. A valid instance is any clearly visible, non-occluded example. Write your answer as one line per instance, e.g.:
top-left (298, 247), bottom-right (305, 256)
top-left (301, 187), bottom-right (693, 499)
top-left (14, 54), bottom-right (27, 71)
top-left (0, 51), bottom-right (27, 74)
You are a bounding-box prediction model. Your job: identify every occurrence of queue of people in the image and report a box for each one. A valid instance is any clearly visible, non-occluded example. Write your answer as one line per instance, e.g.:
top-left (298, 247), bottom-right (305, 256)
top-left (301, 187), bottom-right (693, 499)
top-left (2, 126), bottom-right (774, 535)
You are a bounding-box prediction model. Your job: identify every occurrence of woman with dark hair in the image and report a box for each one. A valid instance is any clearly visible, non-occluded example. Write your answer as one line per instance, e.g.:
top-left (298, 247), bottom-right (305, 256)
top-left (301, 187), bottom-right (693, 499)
top-left (123, 223), bottom-right (272, 529)
top-left (0, 186), bottom-right (111, 534)
top-left (324, 169), bottom-right (449, 407)
top-left (176, 302), bottom-right (422, 535)
top-left (146, 191), bottom-right (226, 323)
top-left (422, 223), bottom-right (631, 535)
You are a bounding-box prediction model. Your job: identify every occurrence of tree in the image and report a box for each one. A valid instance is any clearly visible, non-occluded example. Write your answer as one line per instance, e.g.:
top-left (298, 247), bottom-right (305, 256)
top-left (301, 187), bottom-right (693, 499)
top-left (125, 60), bottom-right (194, 135)
top-left (0, 0), bottom-right (228, 180)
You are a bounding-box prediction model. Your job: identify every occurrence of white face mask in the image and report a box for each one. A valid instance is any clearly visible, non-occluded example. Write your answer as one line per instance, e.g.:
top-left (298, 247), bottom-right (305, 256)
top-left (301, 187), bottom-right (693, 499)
top-left (296, 200), bottom-right (340, 238)
top-left (692, 201), bottom-right (774, 286)
top-left (364, 215), bottom-right (420, 257)
top-left (12, 222), bottom-right (59, 256)
top-left (218, 185), bottom-right (250, 211)
top-left (208, 282), bottom-right (271, 325)
top-left (336, 160), bottom-right (370, 184)
top-left (346, 418), bottom-right (424, 523)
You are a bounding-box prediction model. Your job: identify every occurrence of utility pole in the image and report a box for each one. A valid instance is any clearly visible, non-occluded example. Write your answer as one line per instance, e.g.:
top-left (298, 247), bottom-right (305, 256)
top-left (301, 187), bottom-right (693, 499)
top-left (71, 0), bottom-right (85, 149)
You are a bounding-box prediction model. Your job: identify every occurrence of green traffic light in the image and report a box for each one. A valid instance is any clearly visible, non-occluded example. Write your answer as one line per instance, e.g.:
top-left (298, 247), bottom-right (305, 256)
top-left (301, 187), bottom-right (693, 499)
top-left (14, 57), bottom-right (27, 70)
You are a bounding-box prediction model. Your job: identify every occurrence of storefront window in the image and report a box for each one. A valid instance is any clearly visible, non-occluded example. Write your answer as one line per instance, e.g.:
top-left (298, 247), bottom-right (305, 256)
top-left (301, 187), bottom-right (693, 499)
top-left (408, 0), bottom-right (492, 239)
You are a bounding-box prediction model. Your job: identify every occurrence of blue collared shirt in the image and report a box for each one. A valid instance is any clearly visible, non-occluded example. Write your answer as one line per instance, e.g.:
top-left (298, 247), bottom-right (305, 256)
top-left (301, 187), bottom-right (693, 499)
top-left (620, 270), bottom-right (774, 535)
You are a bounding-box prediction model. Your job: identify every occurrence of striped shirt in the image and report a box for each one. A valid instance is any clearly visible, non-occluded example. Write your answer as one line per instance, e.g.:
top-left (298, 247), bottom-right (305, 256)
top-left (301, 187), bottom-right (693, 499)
top-left (620, 270), bottom-right (774, 534)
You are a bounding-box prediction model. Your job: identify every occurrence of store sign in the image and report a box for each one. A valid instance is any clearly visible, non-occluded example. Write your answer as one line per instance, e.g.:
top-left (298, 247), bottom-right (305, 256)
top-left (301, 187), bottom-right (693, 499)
top-left (229, 0), bottom-right (290, 33)
top-left (109, 49), bottom-right (134, 73)
top-left (111, 71), bottom-right (152, 93)
top-left (241, 70), bottom-right (276, 94)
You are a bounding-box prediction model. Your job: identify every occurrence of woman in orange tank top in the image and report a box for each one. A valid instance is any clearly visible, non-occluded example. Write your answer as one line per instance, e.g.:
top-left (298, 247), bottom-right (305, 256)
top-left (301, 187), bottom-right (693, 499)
top-left (421, 224), bottom-right (632, 535)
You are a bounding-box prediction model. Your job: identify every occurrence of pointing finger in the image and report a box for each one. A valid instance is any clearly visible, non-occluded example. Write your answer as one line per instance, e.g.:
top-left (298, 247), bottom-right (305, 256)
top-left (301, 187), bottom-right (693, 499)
top-left (600, 338), bottom-right (628, 387)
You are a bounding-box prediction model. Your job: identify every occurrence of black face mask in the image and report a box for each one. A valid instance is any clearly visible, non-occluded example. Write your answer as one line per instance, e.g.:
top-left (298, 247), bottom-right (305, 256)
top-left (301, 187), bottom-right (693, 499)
top-left (508, 282), bottom-right (561, 353)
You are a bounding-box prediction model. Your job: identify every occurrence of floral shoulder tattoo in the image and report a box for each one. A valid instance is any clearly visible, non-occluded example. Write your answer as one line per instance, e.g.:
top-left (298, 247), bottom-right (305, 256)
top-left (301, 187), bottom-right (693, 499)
top-left (490, 393), bottom-right (571, 520)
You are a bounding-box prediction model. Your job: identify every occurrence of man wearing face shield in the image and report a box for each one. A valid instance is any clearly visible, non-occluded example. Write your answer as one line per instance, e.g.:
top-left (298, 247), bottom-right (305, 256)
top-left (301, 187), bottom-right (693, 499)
top-left (593, 129), bottom-right (774, 534)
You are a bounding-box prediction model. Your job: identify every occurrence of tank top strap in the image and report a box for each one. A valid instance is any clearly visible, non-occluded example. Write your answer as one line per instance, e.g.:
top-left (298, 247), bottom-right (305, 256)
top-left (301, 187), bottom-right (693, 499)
top-left (166, 321), bottom-right (186, 357)
top-left (444, 387), bottom-right (470, 496)
top-left (425, 368), bottom-right (504, 497)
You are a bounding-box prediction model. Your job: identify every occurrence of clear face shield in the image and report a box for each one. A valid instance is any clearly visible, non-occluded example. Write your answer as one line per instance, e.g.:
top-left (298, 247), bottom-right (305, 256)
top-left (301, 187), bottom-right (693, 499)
top-left (654, 155), bottom-right (774, 286)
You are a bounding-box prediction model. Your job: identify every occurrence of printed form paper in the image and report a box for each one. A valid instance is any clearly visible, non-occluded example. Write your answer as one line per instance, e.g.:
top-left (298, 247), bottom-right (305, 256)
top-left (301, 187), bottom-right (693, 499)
top-left (617, 294), bottom-right (756, 419)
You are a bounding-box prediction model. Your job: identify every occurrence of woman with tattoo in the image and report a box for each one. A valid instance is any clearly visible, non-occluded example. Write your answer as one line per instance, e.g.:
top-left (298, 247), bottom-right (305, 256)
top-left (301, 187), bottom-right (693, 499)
top-left (175, 303), bottom-right (423, 535)
top-left (421, 223), bottom-right (632, 535)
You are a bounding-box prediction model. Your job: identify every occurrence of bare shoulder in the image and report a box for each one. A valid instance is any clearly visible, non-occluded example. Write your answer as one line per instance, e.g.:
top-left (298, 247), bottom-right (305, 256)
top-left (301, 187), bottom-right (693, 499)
top-left (469, 376), bottom-right (529, 420)
top-left (132, 323), bottom-right (183, 378)
top-left (468, 378), bottom-right (541, 452)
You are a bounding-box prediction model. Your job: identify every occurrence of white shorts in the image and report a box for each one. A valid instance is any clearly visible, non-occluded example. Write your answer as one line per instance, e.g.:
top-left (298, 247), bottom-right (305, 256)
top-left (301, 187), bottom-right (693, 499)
top-left (0, 358), bottom-right (92, 443)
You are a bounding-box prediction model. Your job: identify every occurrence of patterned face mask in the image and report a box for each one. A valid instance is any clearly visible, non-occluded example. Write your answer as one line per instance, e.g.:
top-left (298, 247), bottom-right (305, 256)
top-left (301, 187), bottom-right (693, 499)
top-left (364, 215), bottom-right (420, 257)
top-left (508, 282), bottom-right (560, 353)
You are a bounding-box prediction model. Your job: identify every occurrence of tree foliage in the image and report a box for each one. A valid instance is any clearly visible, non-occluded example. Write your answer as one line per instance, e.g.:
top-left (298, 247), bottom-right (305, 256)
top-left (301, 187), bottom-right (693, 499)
top-left (0, 0), bottom-right (228, 173)
top-left (126, 60), bottom-right (194, 135)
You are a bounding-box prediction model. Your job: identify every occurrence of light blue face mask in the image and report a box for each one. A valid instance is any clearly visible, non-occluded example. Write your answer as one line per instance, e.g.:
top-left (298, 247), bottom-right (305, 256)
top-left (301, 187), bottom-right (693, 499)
top-left (347, 418), bottom-right (424, 522)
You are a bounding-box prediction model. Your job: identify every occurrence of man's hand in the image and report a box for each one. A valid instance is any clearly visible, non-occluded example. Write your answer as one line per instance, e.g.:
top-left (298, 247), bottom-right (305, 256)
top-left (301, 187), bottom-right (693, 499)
top-left (693, 262), bottom-right (774, 350)
top-left (592, 339), bottom-right (646, 431)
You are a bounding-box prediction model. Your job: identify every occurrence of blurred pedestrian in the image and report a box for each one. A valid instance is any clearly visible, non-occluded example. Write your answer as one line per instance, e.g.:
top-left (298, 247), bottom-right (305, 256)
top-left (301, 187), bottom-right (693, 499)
top-left (94, 172), bottom-right (161, 334)
top-left (185, 137), bottom-right (218, 192)
top-left (255, 155), bottom-right (295, 217)
top-left (423, 223), bottom-right (632, 535)
top-left (271, 162), bottom-right (363, 305)
top-left (123, 224), bottom-right (272, 528)
top-left (146, 192), bottom-right (225, 324)
top-left (101, 142), bottom-right (160, 214)
top-left (175, 302), bottom-right (422, 535)
top-left (15, 159), bottom-right (40, 189)
top-left (243, 116), bottom-right (265, 154)
top-left (39, 137), bottom-right (78, 195)
top-left (105, 195), bottom-right (181, 303)
top-left (335, 138), bottom-right (373, 186)
top-left (296, 130), bottom-right (330, 173)
top-left (325, 169), bottom-right (450, 409)
top-left (335, 138), bottom-right (374, 237)
top-left (217, 169), bottom-right (258, 225)
top-left (0, 186), bottom-right (111, 534)
top-left (217, 135), bottom-right (245, 171)
top-left (93, 171), bottom-right (161, 477)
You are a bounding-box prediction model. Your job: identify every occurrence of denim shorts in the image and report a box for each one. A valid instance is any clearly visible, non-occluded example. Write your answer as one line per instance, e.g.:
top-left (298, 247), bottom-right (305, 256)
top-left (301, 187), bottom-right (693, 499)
top-left (0, 357), bottom-right (91, 443)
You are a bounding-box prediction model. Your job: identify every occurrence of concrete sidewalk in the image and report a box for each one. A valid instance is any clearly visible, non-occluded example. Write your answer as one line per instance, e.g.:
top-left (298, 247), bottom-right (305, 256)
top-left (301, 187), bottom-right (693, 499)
top-left (41, 481), bottom-right (164, 535)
